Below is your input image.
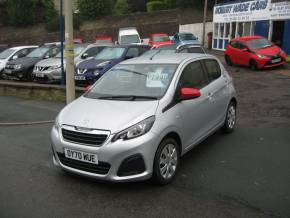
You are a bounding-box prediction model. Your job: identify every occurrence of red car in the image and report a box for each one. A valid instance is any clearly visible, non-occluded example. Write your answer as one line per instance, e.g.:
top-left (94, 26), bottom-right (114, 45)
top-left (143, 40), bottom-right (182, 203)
top-left (149, 33), bottom-right (172, 48)
top-left (224, 36), bottom-right (287, 70)
top-left (95, 37), bottom-right (113, 44)
top-left (73, 38), bottom-right (84, 44)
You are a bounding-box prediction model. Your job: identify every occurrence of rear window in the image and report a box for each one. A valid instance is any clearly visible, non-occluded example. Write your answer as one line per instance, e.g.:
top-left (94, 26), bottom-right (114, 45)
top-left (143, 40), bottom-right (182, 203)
top-left (203, 59), bottom-right (221, 82)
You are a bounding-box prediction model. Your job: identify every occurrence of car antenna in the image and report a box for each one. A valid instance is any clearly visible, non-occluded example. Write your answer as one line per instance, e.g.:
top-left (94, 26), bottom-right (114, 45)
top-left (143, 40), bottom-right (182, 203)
top-left (150, 50), bottom-right (161, 60)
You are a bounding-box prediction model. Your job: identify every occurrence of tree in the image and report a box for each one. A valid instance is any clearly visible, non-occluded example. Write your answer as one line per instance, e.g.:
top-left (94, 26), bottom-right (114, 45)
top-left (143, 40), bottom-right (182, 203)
top-left (113, 0), bottom-right (130, 15)
top-left (78, 0), bottom-right (113, 19)
top-left (6, 0), bottom-right (35, 27)
top-left (43, 0), bottom-right (59, 31)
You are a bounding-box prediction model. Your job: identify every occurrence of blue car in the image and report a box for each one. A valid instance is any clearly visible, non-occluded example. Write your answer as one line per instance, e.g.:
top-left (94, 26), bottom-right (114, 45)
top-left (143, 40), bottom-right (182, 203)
top-left (75, 45), bottom-right (150, 84)
top-left (173, 32), bottom-right (200, 45)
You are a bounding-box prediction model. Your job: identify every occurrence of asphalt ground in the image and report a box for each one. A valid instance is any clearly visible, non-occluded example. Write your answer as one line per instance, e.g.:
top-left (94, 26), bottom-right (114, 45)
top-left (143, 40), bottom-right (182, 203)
top-left (0, 57), bottom-right (290, 218)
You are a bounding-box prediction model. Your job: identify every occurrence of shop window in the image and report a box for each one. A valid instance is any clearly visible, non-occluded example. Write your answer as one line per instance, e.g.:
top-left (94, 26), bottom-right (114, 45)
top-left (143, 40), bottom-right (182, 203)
top-left (220, 23), bottom-right (225, 38)
top-left (238, 23), bottom-right (243, 37)
top-left (244, 22), bottom-right (251, 36)
top-left (214, 23), bottom-right (219, 37)
top-left (225, 23), bottom-right (230, 38)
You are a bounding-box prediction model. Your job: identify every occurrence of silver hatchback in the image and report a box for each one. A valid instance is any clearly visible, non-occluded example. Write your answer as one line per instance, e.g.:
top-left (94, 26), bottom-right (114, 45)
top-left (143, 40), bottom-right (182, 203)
top-left (51, 53), bottom-right (237, 184)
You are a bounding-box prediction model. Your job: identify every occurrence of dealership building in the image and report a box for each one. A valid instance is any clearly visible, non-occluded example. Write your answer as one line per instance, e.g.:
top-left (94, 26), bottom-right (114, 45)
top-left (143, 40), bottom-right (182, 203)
top-left (212, 0), bottom-right (290, 54)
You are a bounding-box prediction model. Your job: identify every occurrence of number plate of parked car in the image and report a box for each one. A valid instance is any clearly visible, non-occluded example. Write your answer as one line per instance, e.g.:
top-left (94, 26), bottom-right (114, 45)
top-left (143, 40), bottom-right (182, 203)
top-left (36, 73), bottom-right (44, 77)
top-left (271, 58), bottom-right (281, 63)
top-left (64, 148), bottom-right (98, 165)
top-left (75, 76), bottom-right (86, 80)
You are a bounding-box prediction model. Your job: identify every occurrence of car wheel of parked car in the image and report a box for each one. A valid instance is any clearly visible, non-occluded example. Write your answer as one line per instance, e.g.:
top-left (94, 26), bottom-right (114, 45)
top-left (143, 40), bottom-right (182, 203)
top-left (249, 60), bottom-right (257, 71)
top-left (225, 55), bottom-right (233, 66)
top-left (222, 101), bottom-right (236, 133)
top-left (26, 68), bottom-right (34, 81)
top-left (153, 137), bottom-right (180, 185)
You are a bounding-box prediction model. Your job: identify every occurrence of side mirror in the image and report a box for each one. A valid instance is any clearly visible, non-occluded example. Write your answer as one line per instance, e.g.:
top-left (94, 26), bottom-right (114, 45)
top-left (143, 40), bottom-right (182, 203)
top-left (44, 55), bottom-right (50, 59)
top-left (84, 85), bottom-right (92, 93)
top-left (81, 53), bottom-right (89, 59)
top-left (12, 55), bottom-right (18, 60)
top-left (125, 55), bottom-right (134, 59)
top-left (180, 88), bottom-right (201, 100)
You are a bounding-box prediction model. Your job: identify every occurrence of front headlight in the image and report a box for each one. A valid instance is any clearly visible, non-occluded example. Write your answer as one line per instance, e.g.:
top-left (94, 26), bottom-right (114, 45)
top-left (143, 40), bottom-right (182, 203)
top-left (256, 54), bottom-right (267, 59)
top-left (54, 115), bottom-right (61, 132)
top-left (50, 65), bottom-right (61, 70)
top-left (14, 64), bottom-right (22, 70)
top-left (94, 69), bottom-right (100, 76)
top-left (112, 116), bottom-right (155, 142)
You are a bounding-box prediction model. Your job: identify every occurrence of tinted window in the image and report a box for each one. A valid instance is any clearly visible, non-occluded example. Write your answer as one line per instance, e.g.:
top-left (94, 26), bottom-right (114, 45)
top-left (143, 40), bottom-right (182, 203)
top-left (86, 47), bottom-right (103, 57)
top-left (126, 48), bottom-right (139, 57)
top-left (230, 41), bottom-right (239, 48)
top-left (138, 47), bottom-right (150, 55)
top-left (188, 47), bottom-right (205, 54)
top-left (239, 43), bottom-right (246, 50)
top-left (14, 48), bottom-right (29, 58)
top-left (178, 61), bottom-right (207, 89)
top-left (203, 59), bottom-right (221, 82)
top-left (179, 48), bottom-right (189, 53)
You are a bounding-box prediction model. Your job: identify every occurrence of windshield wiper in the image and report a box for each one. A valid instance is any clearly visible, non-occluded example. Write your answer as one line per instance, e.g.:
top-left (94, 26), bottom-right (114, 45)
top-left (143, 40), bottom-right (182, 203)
top-left (98, 95), bottom-right (158, 101)
top-left (111, 68), bottom-right (147, 76)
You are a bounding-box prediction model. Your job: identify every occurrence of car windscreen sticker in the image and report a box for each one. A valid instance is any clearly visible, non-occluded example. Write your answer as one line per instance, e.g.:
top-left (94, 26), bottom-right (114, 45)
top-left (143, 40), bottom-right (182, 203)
top-left (146, 69), bottom-right (169, 88)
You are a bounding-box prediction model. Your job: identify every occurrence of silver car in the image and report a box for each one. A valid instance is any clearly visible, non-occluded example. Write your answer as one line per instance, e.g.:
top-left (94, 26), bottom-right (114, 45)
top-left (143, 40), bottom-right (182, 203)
top-left (33, 44), bottom-right (109, 82)
top-left (51, 53), bottom-right (237, 184)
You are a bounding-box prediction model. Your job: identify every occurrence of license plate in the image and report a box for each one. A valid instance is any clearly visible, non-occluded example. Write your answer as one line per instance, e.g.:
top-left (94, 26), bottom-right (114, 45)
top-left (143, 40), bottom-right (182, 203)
top-left (5, 69), bottom-right (12, 74)
top-left (272, 58), bottom-right (281, 63)
top-left (64, 148), bottom-right (98, 165)
top-left (75, 75), bottom-right (86, 80)
top-left (36, 73), bottom-right (44, 78)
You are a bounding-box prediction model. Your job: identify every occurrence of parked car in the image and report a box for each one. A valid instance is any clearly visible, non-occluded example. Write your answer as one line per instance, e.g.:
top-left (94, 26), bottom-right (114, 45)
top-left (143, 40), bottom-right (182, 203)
top-left (4, 44), bottom-right (60, 80)
top-left (0, 46), bottom-right (37, 78)
top-left (73, 38), bottom-right (84, 44)
top-left (95, 37), bottom-right (113, 44)
top-left (75, 44), bottom-right (150, 84)
top-left (224, 35), bottom-right (287, 70)
top-left (118, 27), bottom-right (142, 45)
top-left (142, 44), bottom-right (206, 56)
top-left (149, 33), bottom-right (172, 47)
top-left (51, 53), bottom-right (237, 184)
top-left (33, 44), bottom-right (109, 82)
top-left (173, 32), bottom-right (200, 45)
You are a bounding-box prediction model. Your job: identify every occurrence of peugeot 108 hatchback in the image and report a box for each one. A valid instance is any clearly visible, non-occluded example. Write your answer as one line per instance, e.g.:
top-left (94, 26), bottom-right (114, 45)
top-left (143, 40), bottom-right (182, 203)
top-left (51, 53), bottom-right (237, 185)
top-left (224, 36), bottom-right (287, 70)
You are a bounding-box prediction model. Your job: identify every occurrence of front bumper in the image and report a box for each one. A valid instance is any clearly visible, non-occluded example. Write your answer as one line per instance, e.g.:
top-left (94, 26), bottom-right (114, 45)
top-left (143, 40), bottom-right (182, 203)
top-left (50, 125), bottom-right (158, 182)
top-left (3, 68), bottom-right (26, 79)
top-left (33, 69), bottom-right (62, 81)
top-left (257, 56), bottom-right (286, 69)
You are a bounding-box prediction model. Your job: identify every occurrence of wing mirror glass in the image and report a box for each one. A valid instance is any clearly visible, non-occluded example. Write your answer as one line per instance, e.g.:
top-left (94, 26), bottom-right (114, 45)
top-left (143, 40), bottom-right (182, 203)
top-left (12, 55), bottom-right (18, 60)
top-left (81, 53), bottom-right (89, 59)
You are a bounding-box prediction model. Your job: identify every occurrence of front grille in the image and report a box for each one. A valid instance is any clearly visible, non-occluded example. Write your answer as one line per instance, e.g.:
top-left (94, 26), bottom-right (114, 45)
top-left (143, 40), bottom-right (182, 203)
top-left (57, 152), bottom-right (110, 175)
top-left (35, 66), bottom-right (50, 71)
top-left (62, 128), bottom-right (108, 146)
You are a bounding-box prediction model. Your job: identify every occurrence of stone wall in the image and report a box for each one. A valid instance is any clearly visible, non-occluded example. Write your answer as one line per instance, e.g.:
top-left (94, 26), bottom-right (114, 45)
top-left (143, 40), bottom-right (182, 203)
top-left (0, 9), bottom-right (212, 46)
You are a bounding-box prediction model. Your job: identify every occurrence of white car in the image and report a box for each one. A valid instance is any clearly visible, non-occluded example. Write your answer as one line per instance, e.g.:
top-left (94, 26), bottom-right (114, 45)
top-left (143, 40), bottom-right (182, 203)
top-left (0, 46), bottom-right (37, 78)
top-left (118, 27), bottom-right (143, 45)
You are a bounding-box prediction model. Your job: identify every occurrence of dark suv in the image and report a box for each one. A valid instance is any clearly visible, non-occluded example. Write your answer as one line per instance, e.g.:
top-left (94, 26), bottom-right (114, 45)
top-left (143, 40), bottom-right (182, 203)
top-left (75, 45), bottom-right (150, 85)
top-left (4, 44), bottom-right (60, 80)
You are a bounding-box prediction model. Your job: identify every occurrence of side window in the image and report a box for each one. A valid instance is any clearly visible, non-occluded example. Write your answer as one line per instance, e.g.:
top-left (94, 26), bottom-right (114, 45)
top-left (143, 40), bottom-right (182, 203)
top-left (14, 49), bottom-right (29, 58)
top-left (179, 48), bottom-right (189, 53)
top-left (239, 43), bottom-right (246, 50)
top-left (28, 48), bottom-right (36, 54)
top-left (48, 47), bottom-right (59, 57)
top-left (178, 61), bottom-right (207, 89)
top-left (230, 41), bottom-right (239, 48)
top-left (203, 59), bottom-right (221, 82)
top-left (126, 48), bottom-right (139, 57)
top-left (86, 47), bottom-right (102, 57)
top-left (188, 47), bottom-right (205, 54)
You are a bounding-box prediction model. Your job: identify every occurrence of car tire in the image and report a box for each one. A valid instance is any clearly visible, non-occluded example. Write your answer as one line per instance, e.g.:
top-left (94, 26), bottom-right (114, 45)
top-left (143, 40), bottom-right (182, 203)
top-left (222, 101), bottom-right (237, 133)
top-left (26, 68), bottom-right (34, 81)
top-left (225, 55), bottom-right (233, 66)
top-left (249, 60), bottom-right (257, 71)
top-left (153, 137), bottom-right (180, 185)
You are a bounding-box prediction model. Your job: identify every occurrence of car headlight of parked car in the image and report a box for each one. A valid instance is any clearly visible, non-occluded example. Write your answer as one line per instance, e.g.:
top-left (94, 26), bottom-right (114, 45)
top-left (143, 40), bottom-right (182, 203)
top-left (94, 69), bottom-right (100, 76)
top-left (14, 64), bottom-right (22, 70)
top-left (256, 54), bottom-right (267, 59)
top-left (112, 116), bottom-right (155, 142)
top-left (54, 115), bottom-right (61, 132)
top-left (50, 65), bottom-right (61, 70)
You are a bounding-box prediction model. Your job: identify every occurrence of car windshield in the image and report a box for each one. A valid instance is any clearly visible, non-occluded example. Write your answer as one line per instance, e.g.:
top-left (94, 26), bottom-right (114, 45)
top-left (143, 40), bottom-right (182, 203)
top-left (85, 64), bottom-right (178, 100)
top-left (179, 33), bottom-right (197, 41)
top-left (248, 38), bottom-right (273, 50)
top-left (27, 47), bottom-right (49, 58)
top-left (120, 35), bottom-right (140, 44)
top-left (56, 45), bottom-right (86, 58)
top-left (153, 35), bottom-right (170, 42)
top-left (95, 47), bottom-right (125, 60)
top-left (0, 48), bottom-right (16, 59)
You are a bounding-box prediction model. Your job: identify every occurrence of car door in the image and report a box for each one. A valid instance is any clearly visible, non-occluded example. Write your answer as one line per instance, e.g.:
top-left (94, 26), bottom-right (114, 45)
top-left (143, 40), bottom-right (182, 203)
top-left (175, 60), bottom-right (210, 149)
top-left (201, 58), bottom-right (230, 130)
top-left (228, 41), bottom-right (240, 64)
top-left (238, 42), bottom-right (251, 66)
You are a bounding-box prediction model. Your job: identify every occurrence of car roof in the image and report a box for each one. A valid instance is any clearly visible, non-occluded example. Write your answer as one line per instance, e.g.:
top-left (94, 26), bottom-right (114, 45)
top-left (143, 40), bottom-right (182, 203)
top-left (10, 45), bottom-right (38, 50)
top-left (233, 35), bottom-right (263, 41)
top-left (120, 53), bottom-right (214, 65)
top-left (152, 33), bottom-right (168, 36)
